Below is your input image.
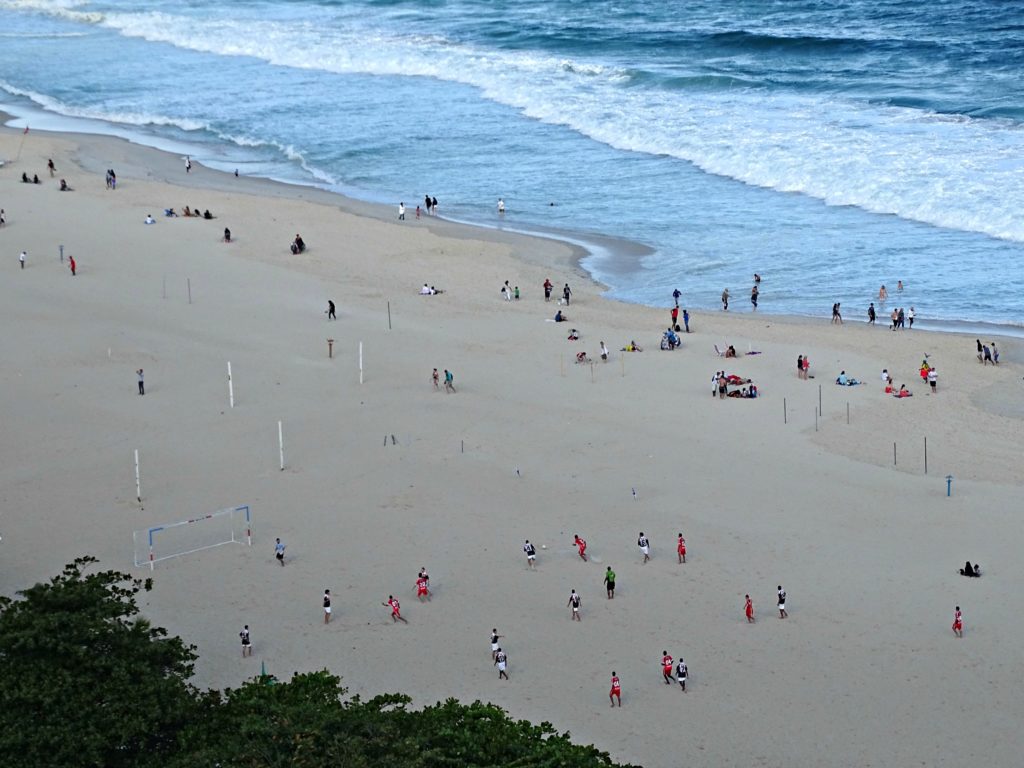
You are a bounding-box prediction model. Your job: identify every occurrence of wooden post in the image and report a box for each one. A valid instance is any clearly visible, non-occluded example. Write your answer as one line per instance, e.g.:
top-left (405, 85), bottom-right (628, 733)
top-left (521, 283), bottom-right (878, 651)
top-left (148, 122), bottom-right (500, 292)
top-left (784, 397), bottom-right (787, 424)
top-left (924, 436), bottom-right (928, 474)
top-left (278, 421), bottom-right (285, 471)
top-left (387, 301), bottom-right (392, 330)
top-left (327, 339), bottom-right (334, 358)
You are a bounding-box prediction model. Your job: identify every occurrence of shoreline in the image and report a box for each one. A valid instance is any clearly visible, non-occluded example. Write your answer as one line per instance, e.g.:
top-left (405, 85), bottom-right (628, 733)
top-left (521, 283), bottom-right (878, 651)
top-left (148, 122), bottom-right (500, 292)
top-left (4, 106), bottom-right (1023, 340)
top-left (3, 117), bottom-right (1024, 768)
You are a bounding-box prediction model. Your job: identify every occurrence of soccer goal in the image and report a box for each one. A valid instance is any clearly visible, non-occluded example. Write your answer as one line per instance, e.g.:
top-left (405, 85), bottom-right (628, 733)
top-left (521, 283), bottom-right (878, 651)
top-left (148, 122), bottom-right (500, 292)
top-left (133, 505), bottom-right (251, 570)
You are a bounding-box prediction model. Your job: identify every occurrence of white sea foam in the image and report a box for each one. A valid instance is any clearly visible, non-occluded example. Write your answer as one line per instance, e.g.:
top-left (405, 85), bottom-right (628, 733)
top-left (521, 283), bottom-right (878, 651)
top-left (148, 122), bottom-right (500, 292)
top-left (0, 0), bottom-right (103, 23)
top-left (27, 8), bottom-right (1024, 243)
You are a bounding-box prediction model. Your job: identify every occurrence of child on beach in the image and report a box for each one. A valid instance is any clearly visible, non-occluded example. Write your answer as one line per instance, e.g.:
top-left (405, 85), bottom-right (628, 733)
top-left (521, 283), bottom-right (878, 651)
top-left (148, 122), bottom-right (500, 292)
top-left (745, 595), bottom-right (755, 623)
top-left (432, 368), bottom-right (439, 389)
top-left (677, 533), bottom-right (686, 563)
top-left (952, 606), bottom-right (963, 637)
top-left (777, 586), bottom-right (788, 618)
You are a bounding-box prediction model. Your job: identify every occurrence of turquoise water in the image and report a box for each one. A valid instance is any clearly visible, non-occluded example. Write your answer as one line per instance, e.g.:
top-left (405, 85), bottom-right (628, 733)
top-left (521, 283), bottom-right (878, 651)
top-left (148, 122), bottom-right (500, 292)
top-left (2, 0), bottom-right (1023, 327)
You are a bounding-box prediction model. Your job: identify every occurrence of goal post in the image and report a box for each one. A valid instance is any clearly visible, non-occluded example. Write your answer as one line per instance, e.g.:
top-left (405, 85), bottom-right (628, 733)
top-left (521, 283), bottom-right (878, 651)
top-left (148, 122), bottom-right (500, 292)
top-left (133, 505), bottom-right (251, 570)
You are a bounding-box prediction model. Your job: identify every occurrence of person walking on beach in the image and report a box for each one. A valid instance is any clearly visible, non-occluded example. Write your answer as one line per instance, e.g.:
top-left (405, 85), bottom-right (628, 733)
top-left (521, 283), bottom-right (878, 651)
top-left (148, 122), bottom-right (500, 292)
top-left (683, 308), bottom-right (690, 333)
top-left (68, 255), bottom-right (76, 276)
top-left (490, 629), bottom-right (503, 660)
top-left (19, 250), bottom-right (26, 269)
top-left (897, 307), bottom-right (905, 329)
top-left (444, 369), bottom-right (456, 393)
top-left (982, 344), bottom-right (993, 365)
top-left (239, 625), bottom-right (252, 657)
top-left (976, 339), bottom-right (984, 362)
top-left (431, 196), bottom-right (438, 215)
top-left (638, 532), bottom-right (651, 564)
top-left (432, 368), bottom-right (440, 390)
top-left (185, 156), bottom-right (192, 174)
top-left (868, 303), bottom-right (876, 324)
top-left (673, 288), bottom-right (681, 306)
top-left (543, 278), bottom-right (553, 301)
top-left (751, 284), bottom-right (759, 310)
top-left (991, 342), bottom-right (999, 363)
top-left (671, 305), bottom-right (679, 328)
top-left (777, 585), bottom-right (788, 618)
top-left (721, 289), bottom-right (730, 311)
top-left (0, 209), bottom-right (5, 227)
top-left (495, 648), bottom-right (509, 679)
top-left (600, 341), bottom-right (609, 362)
top-left (604, 566), bottom-right (616, 599)
top-left (802, 355), bottom-right (810, 379)
top-left (952, 606), bottom-right (963, 638)
top-left (609, 672), bottom-right (622, 706)
top-left (745, 594), bottom-right (755, 623)
top-left (676, 658), bottom-right (688, 692)
top-left (398, 202), bottom-right (406, 220)
top-left (831, 303), bottom-right (843, 324)
top-left (137, 369), bottom-right (145, 396)
top-left (425, 195), bottom-right (432, 215)
top-left (677, 533), bottom-right (686, 564)
top-left (574, 534), bottom-right (588, 562)
top-left (928, 367), bottom-right (937, 393)
top-left (890, 308), bottom-right (898, 330)
top-left (523, 539), bottom-right (537, 568)
top-left (661, 651), bottom-right (674, 685)
top-left (323, 589), bottom-right (332, 624)
top-left (327, 300), bottom-right (336, 320)
top-left (563, 283), bottom-right (572, 305)
top-left (47, 158), bottom-right (56, 177)
top-left (274, 538), bottom-right (286, 566)
top-left (384, 595), bottom-right (408, 623)
top-left (908, 306), bottom-right (915, 329)
top-left (567, 589), bottom-right (582, 621)
top-left (502, 280), bottom-right (511, 301)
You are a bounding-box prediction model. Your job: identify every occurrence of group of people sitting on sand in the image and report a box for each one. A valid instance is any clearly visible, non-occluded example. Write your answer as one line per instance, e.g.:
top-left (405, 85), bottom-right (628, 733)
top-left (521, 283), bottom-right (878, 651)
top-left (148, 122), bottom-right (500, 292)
top-left (169, 206), bottom-right (214, 219)
top-left (419, 283), bottom-right (443, 295)
top-left (712, 371), bottom-right (758, 399)
top-left (290, 234), bottom-right (306, 254)
top-left (21, 172), bottom-right (40, 184)
top-left (959, 561), bottom-right (982, 577)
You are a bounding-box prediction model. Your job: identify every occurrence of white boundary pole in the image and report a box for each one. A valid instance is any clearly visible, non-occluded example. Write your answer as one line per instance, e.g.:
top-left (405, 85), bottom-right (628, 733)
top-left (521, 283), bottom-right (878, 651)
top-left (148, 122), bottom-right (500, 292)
top-left (227, 361), bottom-right (234, 408)
top-left (359, 342), bottom-right (363, 384)
top-left (278, 421), bottom-right (285, 471)
top-left (134, 449), bottom-right (142, 503)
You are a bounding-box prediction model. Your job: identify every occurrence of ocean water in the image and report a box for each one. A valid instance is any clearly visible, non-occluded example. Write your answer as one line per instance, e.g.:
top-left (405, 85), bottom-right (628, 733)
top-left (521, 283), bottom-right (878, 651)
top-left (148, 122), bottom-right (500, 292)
top-left (2, 0), bottom-right (1023, 328)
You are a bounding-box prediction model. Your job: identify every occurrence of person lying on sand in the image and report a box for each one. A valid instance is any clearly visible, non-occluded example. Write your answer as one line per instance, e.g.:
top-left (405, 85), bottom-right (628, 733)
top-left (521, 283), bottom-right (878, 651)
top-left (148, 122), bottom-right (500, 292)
top-left (621, 340), bottom-right (643, 352)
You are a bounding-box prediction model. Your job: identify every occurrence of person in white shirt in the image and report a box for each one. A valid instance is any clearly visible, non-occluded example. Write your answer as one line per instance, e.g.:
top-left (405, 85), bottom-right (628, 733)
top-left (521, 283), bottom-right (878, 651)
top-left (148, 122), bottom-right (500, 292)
top-left (398, 202), bottom-right (406, 220)
top-left (497, 198), bottom-right (505, 214)
top-left (928, 368), bottom-right (937, 392)
top-left (600, 341), bottom-right (609, 362)
top-left (420, 284), bottom-right (431, 295)
top-left (638, 532), bottom-right (650, 563)
top-left (19, 250), bottom-right (26, 269)
top-left (144, 214), bottom-right (155, 224)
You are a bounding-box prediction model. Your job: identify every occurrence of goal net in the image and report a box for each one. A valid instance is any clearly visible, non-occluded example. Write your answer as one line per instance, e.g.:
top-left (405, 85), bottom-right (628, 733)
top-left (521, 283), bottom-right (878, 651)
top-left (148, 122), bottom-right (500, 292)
top-left (133, 505), bottom-right (251, 570)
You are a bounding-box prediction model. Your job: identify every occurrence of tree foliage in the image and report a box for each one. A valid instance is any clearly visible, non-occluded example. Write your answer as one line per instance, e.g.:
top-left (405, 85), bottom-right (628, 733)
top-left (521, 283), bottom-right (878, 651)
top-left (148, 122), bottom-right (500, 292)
top-left (0, 557), bottom-right (197, 768)
top-left (0, 560), bottom-right (636, 768)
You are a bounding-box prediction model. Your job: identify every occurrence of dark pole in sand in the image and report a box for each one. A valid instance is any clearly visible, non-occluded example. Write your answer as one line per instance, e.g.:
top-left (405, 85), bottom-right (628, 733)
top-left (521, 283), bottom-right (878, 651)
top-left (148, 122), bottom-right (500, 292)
top-left (946, 475), bottom-right (953, 496)
top-left (783, 397), bottom-right (787, 424)
top-left (893, 442), bottom-right (897, 466)
top-left (814, 407), bottom-right (818, 432)
top-left (924, 436), bottom-right (928, 474)
top-left (847, 401), bottom-right (850, 425)
top-left (187, 278), bottom-right (192, 304)
top-left (387, 301), bottom-right (392, 330)
top-left (818, 384), bottom-right (822, 416)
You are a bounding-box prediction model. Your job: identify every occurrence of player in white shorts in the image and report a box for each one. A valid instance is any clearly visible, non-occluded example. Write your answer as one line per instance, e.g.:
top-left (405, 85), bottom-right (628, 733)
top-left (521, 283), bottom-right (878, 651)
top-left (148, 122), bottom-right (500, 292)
top-left (494, 648), bottom-right (509, 679)
top-left (638, 532), bottom-right (651, 563)
top-left (523, 539), bottom-right (537, 568)
top-left (490, 628), bottom-right (503, 659)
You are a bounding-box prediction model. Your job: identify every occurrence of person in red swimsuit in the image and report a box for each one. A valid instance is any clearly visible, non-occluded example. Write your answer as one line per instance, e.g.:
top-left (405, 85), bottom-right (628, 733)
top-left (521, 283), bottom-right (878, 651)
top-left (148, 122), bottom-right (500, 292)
top-left (661, 651), bottom-right (674, 685)
top-left (677, 533), bottom-right (687, 563)
top-left (574, 534), bottom-right (588, 562)
top-left (952, 606), bottom-right (963, 637)
top-left (745, 594), bottom-right (755, 623)
top-left (383, 595), bottom-right (408, 623)
top-left (609, 672), bottom-right (622, 707)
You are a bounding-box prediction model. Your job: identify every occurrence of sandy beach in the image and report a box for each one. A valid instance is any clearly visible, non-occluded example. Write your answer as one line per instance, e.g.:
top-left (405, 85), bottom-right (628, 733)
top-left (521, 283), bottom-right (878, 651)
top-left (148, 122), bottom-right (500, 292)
top-left (2, 125), bottom-right (1023, 767)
